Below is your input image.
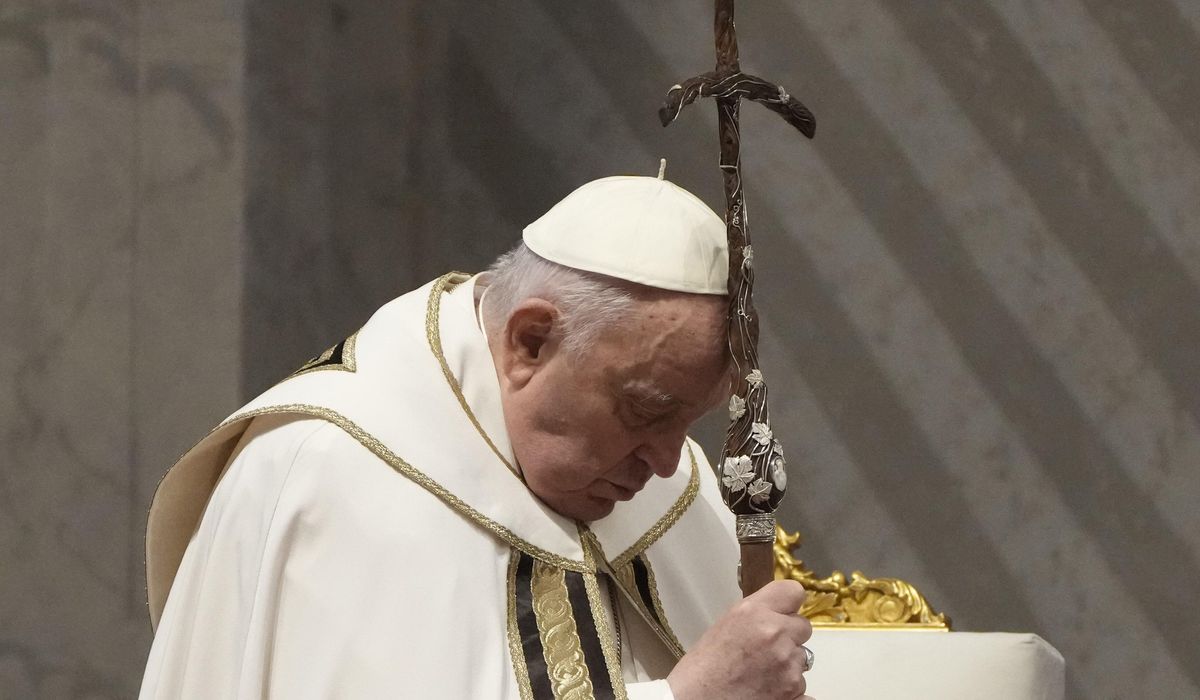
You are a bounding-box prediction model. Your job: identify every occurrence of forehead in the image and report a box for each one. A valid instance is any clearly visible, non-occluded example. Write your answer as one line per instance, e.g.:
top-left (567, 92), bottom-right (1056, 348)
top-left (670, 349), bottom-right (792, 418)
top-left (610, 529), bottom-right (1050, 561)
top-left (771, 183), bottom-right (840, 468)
top-left (591, 294), bottom-right (729, 404)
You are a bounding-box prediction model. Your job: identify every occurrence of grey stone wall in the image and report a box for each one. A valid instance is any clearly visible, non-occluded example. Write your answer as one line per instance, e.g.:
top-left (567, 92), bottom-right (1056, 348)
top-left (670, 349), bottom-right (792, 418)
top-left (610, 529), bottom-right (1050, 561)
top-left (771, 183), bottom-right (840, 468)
top-left (0, 1), bottom-right (243, 696)
top-left (3, 1), bottom-right (1198, 697)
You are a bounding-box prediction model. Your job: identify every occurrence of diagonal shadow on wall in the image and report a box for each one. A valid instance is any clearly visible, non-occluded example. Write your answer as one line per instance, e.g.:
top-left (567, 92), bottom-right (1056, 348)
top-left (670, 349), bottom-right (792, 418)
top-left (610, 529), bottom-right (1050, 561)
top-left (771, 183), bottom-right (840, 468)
top-left (1080, 0), bottom-right (1200, 153)
top-left (868, 0), bottom-right (1200, 682)
top-left (881, 1), bottom-right (1200, 451)
top-left (536, 1), bottom-right (1200, 689)
top-left (528, 0), bottom-right (1047, 637)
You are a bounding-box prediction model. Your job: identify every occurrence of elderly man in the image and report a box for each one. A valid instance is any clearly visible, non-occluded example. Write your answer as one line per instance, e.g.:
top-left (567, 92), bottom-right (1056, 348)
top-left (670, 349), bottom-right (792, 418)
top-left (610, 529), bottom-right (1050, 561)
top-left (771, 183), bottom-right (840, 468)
top-left (140, 176), bottom-right (813, 699)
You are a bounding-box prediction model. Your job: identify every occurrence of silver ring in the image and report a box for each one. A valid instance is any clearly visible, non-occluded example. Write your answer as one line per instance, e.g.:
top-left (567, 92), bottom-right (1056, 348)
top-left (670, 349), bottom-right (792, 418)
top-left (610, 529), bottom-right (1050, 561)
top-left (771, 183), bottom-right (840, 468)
top-left (801, 645), bottom-right (815, 672)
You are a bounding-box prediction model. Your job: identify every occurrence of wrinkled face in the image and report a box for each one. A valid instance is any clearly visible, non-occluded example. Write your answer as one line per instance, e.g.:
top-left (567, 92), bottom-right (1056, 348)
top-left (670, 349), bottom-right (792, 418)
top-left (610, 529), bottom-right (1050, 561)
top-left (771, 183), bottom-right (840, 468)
top-left (494, 293), bottom-right (730, 521)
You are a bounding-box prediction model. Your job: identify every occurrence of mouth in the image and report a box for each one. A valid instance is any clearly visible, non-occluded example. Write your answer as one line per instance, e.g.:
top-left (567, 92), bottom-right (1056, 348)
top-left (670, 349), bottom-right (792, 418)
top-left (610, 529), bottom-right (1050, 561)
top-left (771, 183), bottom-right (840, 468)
top-left (599, 480), bottom-right (641, 502)
top-left (612, 484), bottom-right (637, 500)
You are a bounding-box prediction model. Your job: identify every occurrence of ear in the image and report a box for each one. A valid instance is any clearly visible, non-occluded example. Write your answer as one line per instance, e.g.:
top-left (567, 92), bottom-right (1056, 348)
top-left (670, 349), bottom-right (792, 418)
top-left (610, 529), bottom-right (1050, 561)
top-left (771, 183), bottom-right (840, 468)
top-left (496, 298), bottom-right (561, 390)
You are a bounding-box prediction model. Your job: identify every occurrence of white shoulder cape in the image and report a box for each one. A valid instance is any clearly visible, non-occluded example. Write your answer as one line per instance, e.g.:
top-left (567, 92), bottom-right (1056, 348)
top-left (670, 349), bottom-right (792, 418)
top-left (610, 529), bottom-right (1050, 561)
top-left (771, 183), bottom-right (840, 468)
top-left (141, 273), bottom-right (741, 699)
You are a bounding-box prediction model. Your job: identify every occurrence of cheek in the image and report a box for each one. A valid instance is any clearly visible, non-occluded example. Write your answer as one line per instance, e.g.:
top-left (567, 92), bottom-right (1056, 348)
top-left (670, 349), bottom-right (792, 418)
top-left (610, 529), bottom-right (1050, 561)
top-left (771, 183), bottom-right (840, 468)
top-left (533, 380), bottom-right (617, 446)
top-left (524, 409), bottom-right (637, 489)
top-left (513, 366), bottom-right (649, 492)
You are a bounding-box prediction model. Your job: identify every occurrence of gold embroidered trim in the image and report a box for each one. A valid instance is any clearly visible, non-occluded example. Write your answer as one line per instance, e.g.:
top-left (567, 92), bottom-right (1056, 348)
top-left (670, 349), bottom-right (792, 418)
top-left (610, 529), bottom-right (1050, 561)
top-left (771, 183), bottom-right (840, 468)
top-left (292, 329), bottom-right (359, 377)
top-left (531, 561), bottom-right (597, 699)
top-left (610, 443), bottom-right (701, 570)
top-left (588, 530), bottom-right (685, 661)
top-left (425, 272), bottom-right (522, 478)
top-left (580, 525), bottom-right (629, 700)
top-left (640, 556), bottom-right (686, 655)
top-left (610, 562), bottom-right (640, 616)
top-left (218, 404), bottom-right (589, 572)
top-left (507, 550), bottom-right (536, 700)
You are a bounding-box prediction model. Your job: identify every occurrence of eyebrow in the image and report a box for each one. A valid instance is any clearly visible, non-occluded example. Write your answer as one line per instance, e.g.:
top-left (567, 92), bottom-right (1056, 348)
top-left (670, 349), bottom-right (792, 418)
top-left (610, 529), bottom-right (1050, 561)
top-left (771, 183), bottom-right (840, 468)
top-left (622, 379), bottom-right (680, 409)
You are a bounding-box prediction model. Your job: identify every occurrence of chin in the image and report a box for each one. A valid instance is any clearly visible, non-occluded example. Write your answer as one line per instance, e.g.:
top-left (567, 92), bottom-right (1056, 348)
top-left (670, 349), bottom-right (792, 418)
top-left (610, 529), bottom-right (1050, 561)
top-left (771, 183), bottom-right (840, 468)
top-left (561, 496), bottom-right (616, 522)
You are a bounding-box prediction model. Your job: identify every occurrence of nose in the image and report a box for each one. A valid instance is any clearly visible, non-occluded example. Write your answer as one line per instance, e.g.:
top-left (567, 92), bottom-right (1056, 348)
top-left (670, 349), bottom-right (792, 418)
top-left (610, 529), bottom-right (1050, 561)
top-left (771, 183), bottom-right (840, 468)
top-left (635, 429), bottom-right (687, 479)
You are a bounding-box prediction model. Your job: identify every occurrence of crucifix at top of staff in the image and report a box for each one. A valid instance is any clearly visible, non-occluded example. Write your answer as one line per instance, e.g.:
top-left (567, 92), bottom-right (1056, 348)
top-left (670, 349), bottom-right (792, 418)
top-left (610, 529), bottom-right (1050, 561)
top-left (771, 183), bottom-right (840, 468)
top-left (659, 0), bottom-right (816, 597)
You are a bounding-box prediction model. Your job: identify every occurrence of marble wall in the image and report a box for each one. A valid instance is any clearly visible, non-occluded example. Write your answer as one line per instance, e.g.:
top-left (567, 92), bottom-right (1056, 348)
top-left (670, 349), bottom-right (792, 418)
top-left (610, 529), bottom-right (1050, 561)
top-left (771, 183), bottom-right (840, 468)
top-left (0, 1), bottom-right (243, 696)
top-left (242, 0), bottom-right (425, 395)
top-left (3, 1), bottom-right (1198, 697)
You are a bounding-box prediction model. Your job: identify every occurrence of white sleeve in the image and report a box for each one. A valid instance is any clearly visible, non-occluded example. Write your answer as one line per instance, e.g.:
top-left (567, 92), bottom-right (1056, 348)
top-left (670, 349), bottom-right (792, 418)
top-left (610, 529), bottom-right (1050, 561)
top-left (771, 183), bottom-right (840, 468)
top-left (626, 679), bottom-right (676, 700)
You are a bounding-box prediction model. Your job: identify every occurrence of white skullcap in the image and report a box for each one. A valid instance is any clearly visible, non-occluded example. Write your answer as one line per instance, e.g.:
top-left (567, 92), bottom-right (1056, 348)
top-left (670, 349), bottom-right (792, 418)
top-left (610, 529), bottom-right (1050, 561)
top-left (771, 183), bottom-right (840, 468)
top-left (523, 175), bottom-right (729, 295)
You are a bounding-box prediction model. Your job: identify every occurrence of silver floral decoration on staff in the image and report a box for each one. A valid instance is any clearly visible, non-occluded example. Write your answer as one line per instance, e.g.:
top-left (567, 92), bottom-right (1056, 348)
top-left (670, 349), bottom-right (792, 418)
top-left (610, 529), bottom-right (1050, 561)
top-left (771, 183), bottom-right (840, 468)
top-left (659, 0), bottom-right (815, 548)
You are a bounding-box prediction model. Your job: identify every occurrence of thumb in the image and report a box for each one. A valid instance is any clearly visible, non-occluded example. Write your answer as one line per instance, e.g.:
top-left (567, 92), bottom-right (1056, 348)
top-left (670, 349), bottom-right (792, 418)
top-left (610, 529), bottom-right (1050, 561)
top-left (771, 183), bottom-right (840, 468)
top-left (748, 579), bottom-right (807, 614)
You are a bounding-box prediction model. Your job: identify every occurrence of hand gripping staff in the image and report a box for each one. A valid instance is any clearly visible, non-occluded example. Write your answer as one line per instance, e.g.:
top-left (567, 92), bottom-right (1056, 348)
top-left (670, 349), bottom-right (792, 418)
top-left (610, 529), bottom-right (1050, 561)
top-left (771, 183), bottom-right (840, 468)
top-left (659, 0), bottom-right (816, 597)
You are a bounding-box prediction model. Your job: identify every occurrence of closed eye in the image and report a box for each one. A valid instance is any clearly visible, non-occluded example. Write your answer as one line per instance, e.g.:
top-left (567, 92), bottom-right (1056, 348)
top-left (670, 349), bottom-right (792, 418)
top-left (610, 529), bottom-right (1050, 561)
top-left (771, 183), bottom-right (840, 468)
top-left (624, 401), bottom-right (668, 427)
top-left (616, 381), bottom-right (681, 427)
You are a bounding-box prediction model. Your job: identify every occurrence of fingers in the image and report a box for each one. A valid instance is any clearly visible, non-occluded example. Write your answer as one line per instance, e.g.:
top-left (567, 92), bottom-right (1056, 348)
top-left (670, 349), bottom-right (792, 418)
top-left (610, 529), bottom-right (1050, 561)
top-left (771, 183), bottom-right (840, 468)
top-left (791, 647), bottom-right (814, 698)
top-left (790, 614), bottom-right (814, 648)
top-left (741, 580), bottom-right (812, 650)
top-left (780, 650), bottom-right (809, 699)
top-left (749, 579), bottom-right (807, 614)
top-left (672, 583), bottom-right (816, 700)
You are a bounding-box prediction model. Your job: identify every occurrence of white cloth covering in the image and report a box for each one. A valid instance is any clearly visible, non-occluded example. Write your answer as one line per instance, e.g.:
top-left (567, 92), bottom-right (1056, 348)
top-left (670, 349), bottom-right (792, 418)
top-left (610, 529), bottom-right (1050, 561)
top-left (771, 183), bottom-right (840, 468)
top-left (804, 629), bottom-right (1065, 699)
top-left (140, 274), bottom-right (742, 699)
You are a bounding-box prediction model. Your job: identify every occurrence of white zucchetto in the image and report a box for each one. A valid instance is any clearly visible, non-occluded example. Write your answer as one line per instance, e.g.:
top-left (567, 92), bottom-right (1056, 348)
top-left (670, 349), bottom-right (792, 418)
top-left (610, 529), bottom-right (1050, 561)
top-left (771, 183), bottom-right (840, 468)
top-left (523, 175), bottom-right (729, 295)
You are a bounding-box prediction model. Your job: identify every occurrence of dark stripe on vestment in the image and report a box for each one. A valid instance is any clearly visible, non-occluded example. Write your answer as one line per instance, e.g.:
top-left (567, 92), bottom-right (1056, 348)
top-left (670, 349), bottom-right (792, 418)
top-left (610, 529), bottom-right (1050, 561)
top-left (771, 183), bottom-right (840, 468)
top-left (514, 553), bottom-right (553, 700)
top-left (565, 570), bottom-right (615, 700)
top-left (631, 556), bottom-right (663, 628)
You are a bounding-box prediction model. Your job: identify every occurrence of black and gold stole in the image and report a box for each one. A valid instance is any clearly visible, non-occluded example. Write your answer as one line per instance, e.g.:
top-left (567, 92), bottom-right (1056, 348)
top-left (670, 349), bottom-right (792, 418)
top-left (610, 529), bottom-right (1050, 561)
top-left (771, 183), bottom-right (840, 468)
top-left (507, 550), bottom-right (625, 700)
top-left (506, 544), bottom-right (687, 700)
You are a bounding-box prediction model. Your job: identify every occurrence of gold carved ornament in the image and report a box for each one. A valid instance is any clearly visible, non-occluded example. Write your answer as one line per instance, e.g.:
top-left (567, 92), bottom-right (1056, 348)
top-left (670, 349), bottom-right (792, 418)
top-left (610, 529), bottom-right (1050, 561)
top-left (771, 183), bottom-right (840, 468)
top-left (774, 526), bottom-right (950, 630)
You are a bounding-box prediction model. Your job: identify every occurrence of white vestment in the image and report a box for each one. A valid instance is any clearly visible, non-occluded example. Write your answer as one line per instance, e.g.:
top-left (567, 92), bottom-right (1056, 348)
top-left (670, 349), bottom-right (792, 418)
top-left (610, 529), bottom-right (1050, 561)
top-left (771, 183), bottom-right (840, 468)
top-left (140, 273), bottom-right (741, 699)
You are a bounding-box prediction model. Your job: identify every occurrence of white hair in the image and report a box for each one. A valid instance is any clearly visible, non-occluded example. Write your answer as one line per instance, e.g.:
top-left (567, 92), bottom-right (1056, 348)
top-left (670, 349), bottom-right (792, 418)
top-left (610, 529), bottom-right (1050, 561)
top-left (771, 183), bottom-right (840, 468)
top-left (481, 243), bottom-right (637, 358)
